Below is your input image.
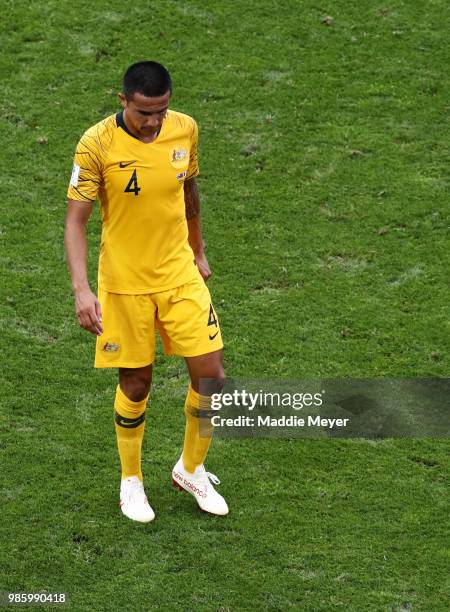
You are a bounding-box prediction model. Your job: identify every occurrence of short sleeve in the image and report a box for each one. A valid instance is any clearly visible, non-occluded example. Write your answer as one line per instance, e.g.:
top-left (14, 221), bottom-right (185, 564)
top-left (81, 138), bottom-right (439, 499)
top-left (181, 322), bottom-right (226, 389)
top-left (186, 119), bottom-right (199, 180)
top-left (67, 129), bottom-right (104, 202)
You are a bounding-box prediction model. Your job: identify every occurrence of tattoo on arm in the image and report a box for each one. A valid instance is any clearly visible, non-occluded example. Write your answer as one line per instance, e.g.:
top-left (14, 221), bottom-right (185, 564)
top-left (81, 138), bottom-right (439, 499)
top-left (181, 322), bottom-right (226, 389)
top-left (184, 178), bottom-right (200, 220)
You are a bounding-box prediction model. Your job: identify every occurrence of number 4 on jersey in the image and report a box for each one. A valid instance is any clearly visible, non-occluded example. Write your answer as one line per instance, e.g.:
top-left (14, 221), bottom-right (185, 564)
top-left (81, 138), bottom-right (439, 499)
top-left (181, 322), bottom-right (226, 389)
top-left (124, 169), bottom-right (141, 196)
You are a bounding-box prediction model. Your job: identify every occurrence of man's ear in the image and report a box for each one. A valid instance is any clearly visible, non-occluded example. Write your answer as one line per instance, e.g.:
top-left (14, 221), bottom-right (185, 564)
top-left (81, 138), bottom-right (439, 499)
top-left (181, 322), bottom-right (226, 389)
top-left (118, 92), bottom-right (127, 109)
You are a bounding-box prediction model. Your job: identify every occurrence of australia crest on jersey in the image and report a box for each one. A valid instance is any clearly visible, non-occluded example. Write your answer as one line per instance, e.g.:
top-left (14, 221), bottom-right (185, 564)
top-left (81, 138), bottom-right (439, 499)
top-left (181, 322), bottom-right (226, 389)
top-left (170, 146), bottom-right (188, 168)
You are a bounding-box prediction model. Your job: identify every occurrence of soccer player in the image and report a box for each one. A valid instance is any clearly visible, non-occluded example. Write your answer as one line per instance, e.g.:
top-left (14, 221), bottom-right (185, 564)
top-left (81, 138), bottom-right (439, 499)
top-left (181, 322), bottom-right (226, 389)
top-left (64, 61), bottom-right (228, 522)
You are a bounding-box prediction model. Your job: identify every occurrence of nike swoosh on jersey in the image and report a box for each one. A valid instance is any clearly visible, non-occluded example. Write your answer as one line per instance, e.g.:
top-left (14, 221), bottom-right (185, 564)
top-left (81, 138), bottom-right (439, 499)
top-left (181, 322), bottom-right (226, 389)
top-left (209, 331), bottom-right (219, 340)
top-left (119, 161), bottom-right (136, 168)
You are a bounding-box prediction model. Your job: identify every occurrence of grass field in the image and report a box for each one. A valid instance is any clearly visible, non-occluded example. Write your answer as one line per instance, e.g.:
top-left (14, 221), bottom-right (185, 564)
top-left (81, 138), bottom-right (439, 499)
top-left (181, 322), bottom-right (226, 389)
top-left (1, 0), bottom-right (449, 610)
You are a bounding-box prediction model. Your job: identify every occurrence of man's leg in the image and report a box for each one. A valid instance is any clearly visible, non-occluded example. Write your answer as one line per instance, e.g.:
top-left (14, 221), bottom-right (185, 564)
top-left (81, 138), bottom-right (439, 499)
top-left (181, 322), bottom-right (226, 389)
top-left (94, 290), bottom-right (157, 521)
top-left (182, 349), bottom-right (224, 473)
top-left (115, 365), bottom-right (152, 480)
top-left (172, 349), bottom-right (228, 515)
top-left (153, 276), bottom-right (227, 513)
top-left (115, 365), bottom-right (154, 522)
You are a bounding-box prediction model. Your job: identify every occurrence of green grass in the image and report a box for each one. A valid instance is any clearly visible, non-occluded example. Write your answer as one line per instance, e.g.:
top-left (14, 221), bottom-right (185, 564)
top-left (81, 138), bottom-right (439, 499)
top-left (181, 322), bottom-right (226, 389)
top-left (1, 0), bottom-right (449, 610)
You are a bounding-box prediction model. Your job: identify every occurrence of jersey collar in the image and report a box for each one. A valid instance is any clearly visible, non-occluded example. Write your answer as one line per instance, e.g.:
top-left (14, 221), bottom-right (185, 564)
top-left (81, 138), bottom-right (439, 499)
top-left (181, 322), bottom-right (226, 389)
top-left (116, 111), bottom-right (163, 143)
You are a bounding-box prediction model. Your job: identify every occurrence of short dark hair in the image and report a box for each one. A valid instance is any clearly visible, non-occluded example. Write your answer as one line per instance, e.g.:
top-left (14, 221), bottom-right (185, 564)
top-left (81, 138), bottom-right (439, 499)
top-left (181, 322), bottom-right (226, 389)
top-left (123, 61), bottom-right (172, 99)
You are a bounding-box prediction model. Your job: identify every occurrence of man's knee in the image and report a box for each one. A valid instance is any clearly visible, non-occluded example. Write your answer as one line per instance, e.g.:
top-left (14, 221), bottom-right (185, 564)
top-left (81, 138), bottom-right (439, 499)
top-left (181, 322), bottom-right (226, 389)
top-left (212, 363), bottom-right (226, 389)
top-left (205, 358), bottom-right (225, 382)
top-left (119, 366), bottom-right (152, 402)
top-left (203, 366), bottom-right (226, 395)
top-left (186, 351), bottom-right (225, 395)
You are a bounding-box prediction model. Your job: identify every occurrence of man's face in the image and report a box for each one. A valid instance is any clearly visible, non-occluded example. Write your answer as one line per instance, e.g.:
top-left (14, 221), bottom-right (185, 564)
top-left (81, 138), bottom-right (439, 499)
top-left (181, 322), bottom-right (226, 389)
top-left (119, 90), bottom-right (171, 139)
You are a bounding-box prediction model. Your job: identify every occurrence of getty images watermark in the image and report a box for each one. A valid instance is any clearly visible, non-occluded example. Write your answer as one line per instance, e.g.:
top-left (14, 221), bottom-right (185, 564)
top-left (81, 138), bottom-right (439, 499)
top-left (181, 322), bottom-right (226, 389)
top-left (199, 378), bottom-right (450, 438)
top-left (209, 389), bottom-right (348, 429)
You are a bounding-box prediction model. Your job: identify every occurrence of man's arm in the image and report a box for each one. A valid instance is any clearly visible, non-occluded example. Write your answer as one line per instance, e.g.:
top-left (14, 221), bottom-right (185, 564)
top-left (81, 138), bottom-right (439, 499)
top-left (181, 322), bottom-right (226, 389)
top-left (64, 199), bottom-right (103, 336)
top-left (184, 177), bottom-right (211, 282)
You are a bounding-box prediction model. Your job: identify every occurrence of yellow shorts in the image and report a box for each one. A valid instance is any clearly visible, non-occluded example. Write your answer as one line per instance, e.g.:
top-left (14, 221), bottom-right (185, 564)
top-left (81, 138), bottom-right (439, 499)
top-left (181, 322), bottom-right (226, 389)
top-left (94, 273), bottom-right (223, 368)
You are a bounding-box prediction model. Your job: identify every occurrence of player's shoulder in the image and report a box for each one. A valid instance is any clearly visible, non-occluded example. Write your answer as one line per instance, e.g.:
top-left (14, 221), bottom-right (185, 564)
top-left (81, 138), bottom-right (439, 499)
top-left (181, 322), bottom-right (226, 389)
top-left (166, 109), bottom-right (198, 134)
top-left (78, 114), bottom-right (117, 151)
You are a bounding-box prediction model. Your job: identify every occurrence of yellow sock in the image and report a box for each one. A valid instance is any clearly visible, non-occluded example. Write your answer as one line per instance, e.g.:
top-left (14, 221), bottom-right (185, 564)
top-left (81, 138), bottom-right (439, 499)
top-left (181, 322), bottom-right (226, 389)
top-left (182, 384), bottom-right (214, 473)
top-left (114, 385), bottom-right (147, 481)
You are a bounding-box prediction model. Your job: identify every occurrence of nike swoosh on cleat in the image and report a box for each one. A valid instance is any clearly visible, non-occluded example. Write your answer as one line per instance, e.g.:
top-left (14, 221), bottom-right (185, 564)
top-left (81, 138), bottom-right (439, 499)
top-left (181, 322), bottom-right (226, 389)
top-left (119, 161), bottom-right (136, 168)
top-left (209, 331), bottom-right (219, 340)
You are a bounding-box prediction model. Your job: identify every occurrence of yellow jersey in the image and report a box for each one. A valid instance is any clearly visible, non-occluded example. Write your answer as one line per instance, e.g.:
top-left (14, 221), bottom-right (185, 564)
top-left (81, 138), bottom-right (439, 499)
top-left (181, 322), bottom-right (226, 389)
top-left (67, 110), bottom-right (199, 294)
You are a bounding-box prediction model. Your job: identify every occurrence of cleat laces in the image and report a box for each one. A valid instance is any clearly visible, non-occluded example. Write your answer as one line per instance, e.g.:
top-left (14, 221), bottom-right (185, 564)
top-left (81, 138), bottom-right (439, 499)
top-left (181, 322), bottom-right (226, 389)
top-left (206, 472), bottom-right (220, 486)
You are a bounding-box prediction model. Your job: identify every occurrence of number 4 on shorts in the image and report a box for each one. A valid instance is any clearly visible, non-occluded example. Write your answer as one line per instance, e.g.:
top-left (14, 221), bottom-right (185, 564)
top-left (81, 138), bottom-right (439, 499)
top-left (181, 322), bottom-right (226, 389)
top-left (208, 303), bottom-right (218, 328)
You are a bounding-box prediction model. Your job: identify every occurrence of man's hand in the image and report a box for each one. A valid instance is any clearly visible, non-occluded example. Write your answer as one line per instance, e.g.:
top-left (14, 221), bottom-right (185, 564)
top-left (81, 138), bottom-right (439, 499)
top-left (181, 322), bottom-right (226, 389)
top-left (74, 286), bottom-right (103, 336)
top-left (65, 199), bottom-right (102, 335)
top-left (195, 252), bottom-right (212, 282)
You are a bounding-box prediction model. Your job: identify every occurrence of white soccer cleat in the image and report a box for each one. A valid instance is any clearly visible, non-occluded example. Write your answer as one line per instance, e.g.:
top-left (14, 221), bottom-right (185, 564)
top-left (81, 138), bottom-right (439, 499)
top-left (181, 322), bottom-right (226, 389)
top-left (172, 456), bottom-right (229, 516)
top-left (119, 476), bottom-right (155, 523)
